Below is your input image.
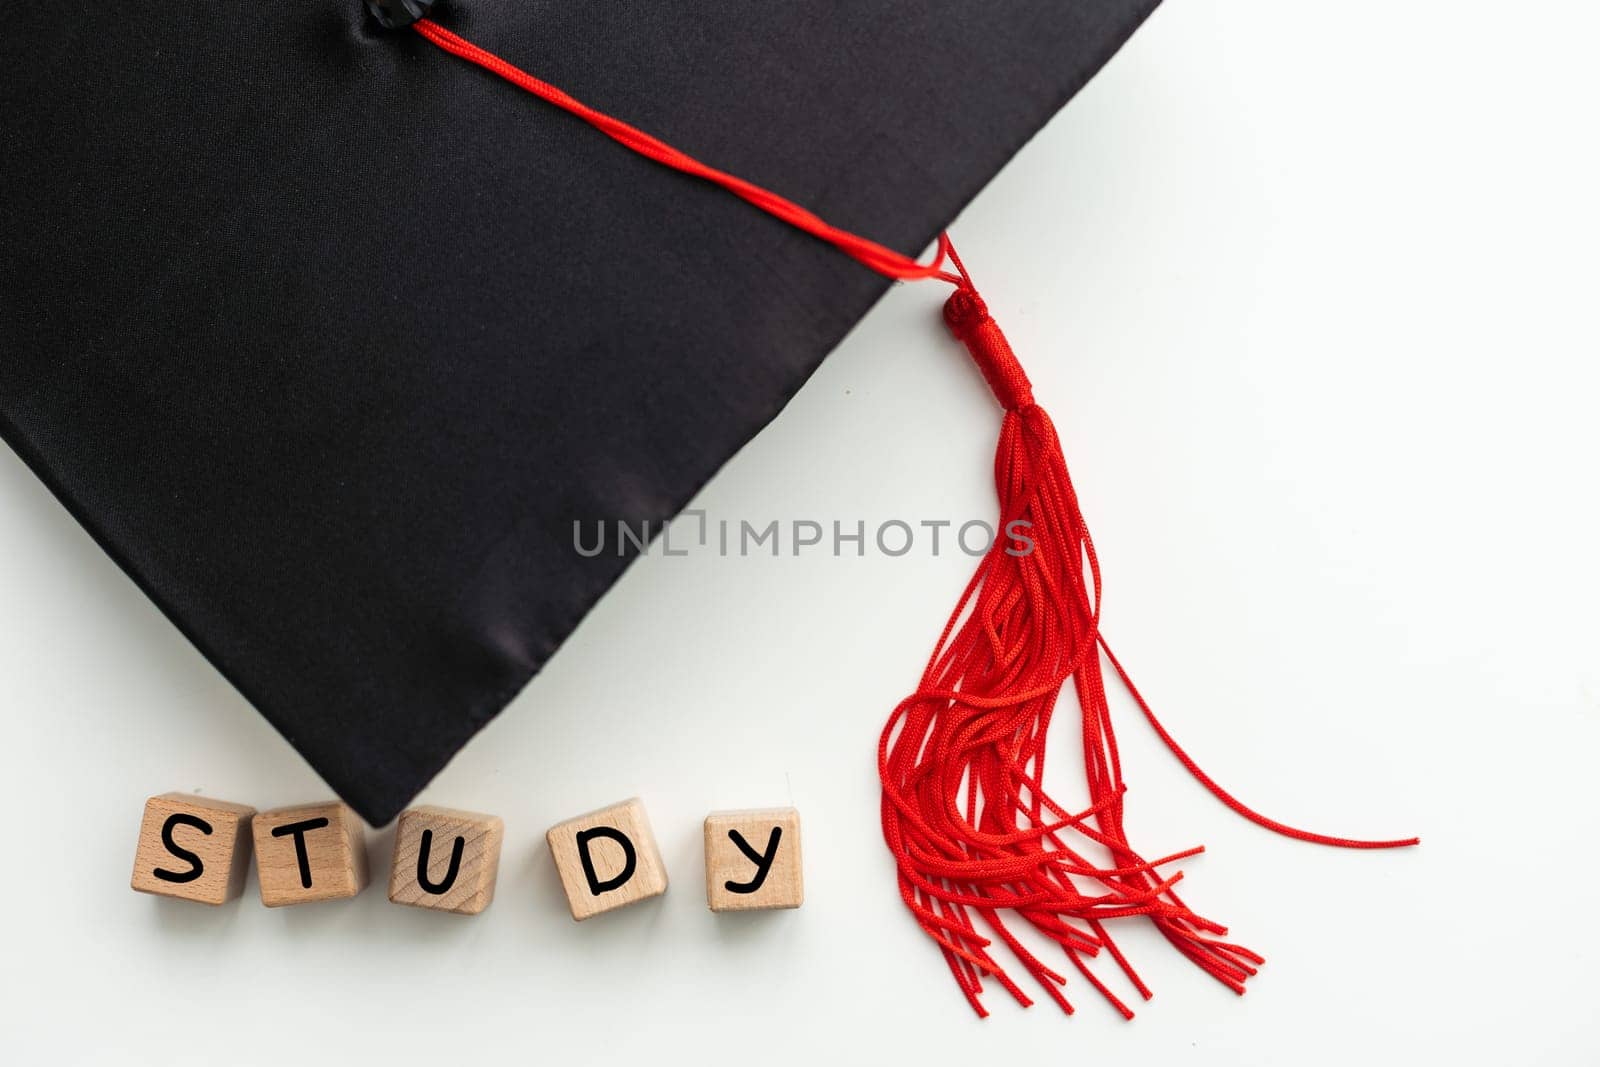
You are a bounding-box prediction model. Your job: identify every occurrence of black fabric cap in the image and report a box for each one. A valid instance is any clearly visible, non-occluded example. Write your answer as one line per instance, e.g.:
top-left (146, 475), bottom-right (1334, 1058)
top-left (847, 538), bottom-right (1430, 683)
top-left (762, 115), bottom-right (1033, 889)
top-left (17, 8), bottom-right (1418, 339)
top-left (0, 1), bottom-right (1160, 824)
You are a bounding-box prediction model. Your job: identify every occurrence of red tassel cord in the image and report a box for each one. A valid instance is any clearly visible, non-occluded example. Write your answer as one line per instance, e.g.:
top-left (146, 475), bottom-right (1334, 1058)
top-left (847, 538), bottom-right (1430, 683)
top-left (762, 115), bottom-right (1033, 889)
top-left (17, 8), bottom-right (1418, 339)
top-left (882, 249), bottom-right (1417, 1018)
top-left (413, 18), bottom-right (1419, 1018)
top-left (413, 20), bottom-right (957, 285)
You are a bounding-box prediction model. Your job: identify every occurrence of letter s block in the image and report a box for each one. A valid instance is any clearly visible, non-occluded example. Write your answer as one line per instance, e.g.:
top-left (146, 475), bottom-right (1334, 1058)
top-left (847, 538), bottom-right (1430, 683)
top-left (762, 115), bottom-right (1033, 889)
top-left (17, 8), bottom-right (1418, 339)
top-left (251, 802), bottom-right (369, 907)
top-left (704, 808), bottom-right (803, 912)
top-left (546, 797), bottom-right (668, 920)
top-left (131, 792), bottom-right (256, 905)
top-left (387, 806), bottom-right (505, 915)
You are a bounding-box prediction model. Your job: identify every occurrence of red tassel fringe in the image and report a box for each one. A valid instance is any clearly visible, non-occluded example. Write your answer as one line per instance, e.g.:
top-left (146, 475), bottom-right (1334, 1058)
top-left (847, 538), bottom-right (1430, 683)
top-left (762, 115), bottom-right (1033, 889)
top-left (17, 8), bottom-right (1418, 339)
top-left (880, 271), bottom-right (1417, 1018)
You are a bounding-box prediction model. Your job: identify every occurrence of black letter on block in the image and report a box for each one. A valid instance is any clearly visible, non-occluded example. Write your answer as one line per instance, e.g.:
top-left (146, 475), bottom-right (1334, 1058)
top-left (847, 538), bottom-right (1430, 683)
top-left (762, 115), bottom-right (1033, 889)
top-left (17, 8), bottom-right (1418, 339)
top-left (153, 813), bottom-right (213, 884)
top-left (271, 817), bottom-right (331, 889)
top-left (724, 827), bottom-right (782, 895)
top-left (416, 829), bottom-right (466, 894)
top-left (576, 827), bottom-right (637, 896)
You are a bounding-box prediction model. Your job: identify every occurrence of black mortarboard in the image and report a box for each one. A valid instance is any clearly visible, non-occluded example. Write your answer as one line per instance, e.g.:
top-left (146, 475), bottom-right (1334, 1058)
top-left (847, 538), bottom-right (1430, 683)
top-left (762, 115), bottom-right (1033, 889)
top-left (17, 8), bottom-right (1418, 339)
top-left (2, 0), bottom-right (1416, 1017)
top-left (2, 1), bottom-right (1158, 823)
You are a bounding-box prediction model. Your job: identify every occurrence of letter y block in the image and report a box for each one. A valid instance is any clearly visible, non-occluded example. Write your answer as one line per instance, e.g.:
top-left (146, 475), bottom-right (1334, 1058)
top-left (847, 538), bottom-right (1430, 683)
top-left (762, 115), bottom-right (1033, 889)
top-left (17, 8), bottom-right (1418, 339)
top-left (704, 808), bottom-right (803, 911)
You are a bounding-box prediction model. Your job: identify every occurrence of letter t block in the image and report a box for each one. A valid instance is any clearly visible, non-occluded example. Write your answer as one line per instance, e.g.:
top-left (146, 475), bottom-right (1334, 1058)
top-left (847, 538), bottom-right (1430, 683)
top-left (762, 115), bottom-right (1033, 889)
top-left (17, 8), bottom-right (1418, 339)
top-left (252, 801), bottom-right (369, 907)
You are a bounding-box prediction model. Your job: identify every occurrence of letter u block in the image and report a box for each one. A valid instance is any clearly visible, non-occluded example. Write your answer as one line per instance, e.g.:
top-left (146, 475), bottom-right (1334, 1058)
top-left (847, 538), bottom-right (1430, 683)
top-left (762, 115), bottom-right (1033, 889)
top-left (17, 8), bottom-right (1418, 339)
top-left (388, 806), bottom-right (505, 915)
top-left (131, 792), bottom-right (256, 905)
top-left (252, 801), bottom-right (369, 907)
top-left (546, 797), bottom-right (668, 920)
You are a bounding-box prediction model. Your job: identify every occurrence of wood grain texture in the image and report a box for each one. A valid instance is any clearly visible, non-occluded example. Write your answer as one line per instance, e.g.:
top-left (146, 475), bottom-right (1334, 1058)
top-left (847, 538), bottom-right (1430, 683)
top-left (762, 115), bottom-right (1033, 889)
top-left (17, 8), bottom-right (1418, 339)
top-left (704, 808), bottom-right (803, 912)
top-left (130, 792), bottom-right (256, 905)
top-left (546, 797), bottom-right (667, 921)
top-left (387, 805), bottom-right (504, 915)
top-left (251, 801), bottom-right (369, 907)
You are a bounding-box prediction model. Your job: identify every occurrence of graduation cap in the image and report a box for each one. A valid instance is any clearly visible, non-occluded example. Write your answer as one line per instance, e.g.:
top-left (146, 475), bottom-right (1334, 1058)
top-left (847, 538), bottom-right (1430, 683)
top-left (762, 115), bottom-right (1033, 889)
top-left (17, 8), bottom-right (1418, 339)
top-left (1, 0), bottom-right (1414, 1015)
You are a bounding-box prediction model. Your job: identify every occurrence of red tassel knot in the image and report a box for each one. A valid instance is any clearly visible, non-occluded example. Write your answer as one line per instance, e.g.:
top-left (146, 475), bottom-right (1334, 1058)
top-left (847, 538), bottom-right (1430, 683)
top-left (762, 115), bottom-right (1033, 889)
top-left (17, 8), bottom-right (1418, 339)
top-left (944, 287), bottom-right (1034, 412)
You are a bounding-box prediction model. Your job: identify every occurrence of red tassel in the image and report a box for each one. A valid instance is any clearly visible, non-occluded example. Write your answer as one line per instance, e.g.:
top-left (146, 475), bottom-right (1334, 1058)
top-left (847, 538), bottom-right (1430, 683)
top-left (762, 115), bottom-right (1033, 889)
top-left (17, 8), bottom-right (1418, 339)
top-left (880, 253), bottom-right (1417, 1018)
top-left (411, 20), bottom-right (1419, 1019)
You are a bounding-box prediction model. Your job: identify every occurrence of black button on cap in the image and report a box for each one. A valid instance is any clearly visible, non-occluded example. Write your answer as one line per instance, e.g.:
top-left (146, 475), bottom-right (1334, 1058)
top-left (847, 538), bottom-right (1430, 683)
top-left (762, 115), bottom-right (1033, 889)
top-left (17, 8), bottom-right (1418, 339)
top-left (366, 0), bottom-right (434, 29)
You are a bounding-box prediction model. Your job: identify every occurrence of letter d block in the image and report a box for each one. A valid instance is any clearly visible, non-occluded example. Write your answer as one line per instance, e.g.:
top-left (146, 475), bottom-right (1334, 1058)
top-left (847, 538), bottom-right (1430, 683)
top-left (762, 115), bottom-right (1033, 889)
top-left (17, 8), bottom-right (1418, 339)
top-left (388, 806), bottom-right (505, 915)
top-left (131, 793), bottom-right (256, 905)
top-left (252, 802), bottom-right (369, 907)
top-left (704, 808), bottom-right (803, 912)
top-left (546, 797), bottom-right (668, 920)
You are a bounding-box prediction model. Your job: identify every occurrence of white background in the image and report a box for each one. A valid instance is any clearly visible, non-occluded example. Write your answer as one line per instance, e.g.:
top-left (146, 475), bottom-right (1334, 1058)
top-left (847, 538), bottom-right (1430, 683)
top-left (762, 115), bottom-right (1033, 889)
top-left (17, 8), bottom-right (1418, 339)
top-left (3, 2), bottom-right (1597, 1063)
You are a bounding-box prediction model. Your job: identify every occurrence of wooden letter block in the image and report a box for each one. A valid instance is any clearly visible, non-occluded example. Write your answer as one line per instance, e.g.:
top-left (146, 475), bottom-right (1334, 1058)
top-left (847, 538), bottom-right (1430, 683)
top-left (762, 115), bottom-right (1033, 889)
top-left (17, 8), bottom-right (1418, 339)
top-left (387, 805), bottom-right (505, 915)
top-left (704, 807), bottom-right (803, 912)
top-left (546, 797), bottom-right (668, 920)
top-left (130, 792), bottom-right (256, 905)
top-left (252, 801), bottom-right (369, 907)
